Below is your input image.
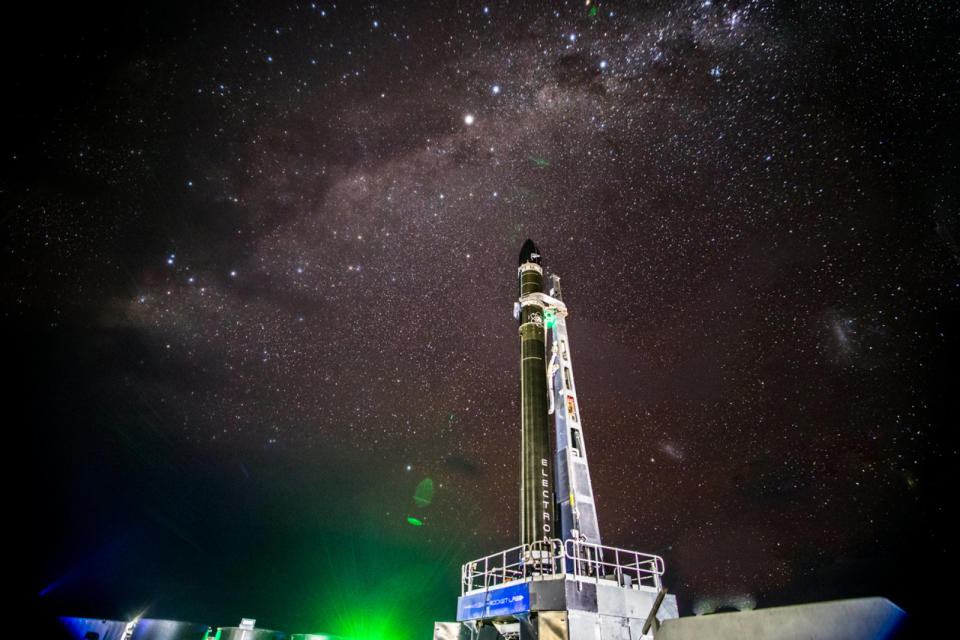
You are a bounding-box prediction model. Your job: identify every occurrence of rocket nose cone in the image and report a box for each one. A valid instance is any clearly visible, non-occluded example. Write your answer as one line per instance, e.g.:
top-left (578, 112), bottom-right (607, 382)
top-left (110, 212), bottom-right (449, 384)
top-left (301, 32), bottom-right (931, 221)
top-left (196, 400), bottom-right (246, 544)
top-left (519, 239), bottom-right (541, 266)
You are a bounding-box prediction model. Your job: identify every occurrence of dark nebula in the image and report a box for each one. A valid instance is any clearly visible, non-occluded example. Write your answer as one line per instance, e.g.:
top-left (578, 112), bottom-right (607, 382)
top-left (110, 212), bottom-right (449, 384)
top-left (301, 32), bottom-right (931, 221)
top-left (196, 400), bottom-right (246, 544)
top-left (8, 0), bottom-right (957, 637)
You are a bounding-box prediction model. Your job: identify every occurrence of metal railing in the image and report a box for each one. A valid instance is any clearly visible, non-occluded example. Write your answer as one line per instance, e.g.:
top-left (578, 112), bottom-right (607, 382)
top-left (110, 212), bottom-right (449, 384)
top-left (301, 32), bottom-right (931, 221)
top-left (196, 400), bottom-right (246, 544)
top-left (565, 539), bottom-right (664, 591)
top-left (461, 539), bottom-right (565, 594)
top-left (461, 539), bottom-right (664, 595)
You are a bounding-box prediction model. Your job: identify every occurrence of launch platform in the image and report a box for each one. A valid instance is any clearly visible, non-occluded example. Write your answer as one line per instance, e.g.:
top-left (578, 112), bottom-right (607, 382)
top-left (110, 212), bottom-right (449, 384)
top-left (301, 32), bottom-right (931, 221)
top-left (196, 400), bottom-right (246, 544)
top-left (444, 538), bottom-right (678, 640)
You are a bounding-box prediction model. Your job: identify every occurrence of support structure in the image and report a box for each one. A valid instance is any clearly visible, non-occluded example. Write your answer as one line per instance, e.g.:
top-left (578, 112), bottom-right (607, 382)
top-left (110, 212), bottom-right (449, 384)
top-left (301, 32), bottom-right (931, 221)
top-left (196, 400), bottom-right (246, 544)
top-left (544, 273), bottom-right (601, 547)
top-left (438, 240), bottom-right (678, 640)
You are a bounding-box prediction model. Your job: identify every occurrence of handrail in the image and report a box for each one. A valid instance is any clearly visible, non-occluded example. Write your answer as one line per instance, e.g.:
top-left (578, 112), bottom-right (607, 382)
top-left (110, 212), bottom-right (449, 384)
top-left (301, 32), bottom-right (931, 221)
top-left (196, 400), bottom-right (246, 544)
top-left (564, 539), bottom-right (664, 591)
top-left (461, 539), bottom-right (664, 595)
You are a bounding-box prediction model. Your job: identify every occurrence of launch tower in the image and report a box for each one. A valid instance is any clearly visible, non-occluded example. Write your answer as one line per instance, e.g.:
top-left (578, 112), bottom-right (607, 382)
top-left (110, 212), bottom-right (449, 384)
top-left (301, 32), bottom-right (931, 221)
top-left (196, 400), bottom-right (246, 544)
top-left (435, 241), bottom-right (679, 640)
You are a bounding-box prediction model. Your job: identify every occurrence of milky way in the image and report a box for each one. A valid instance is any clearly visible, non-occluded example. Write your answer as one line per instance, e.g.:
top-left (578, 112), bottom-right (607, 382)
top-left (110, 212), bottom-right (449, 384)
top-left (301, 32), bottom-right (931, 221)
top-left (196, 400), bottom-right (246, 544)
top-left (9, 0), bottom-right (958, 635)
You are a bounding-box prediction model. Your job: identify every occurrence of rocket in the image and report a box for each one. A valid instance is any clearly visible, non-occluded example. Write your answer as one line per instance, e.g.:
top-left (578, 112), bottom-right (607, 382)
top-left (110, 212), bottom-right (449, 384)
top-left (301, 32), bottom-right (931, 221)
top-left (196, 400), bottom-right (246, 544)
top-left (516, 239), bottom-right (602, 549)
top-left (517, 239), bottom-right (555, 547)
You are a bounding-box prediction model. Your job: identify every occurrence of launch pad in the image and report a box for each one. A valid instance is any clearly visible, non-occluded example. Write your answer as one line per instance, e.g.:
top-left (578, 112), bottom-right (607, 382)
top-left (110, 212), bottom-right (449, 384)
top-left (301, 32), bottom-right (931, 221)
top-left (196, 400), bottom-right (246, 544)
top-left (434, 241), bottom-right (679, 640)
top-left (450, 538), bottom-right (678, 640)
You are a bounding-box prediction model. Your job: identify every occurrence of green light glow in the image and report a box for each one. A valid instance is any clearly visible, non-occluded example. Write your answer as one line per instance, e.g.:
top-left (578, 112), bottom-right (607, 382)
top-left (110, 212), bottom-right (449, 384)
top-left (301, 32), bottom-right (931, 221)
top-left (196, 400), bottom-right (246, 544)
top-left (413, 478), bottom-right (434, 506)
top-left (302, 521), bottom-right (456, 640)
top-left (544, 309), bottom-right (556, 328)
top-left (333, 613), bottom-right (405, 640)
top-left (589, 5), bottom-right (597, 17)
top-left (529, 156), bottom-right (550, 167)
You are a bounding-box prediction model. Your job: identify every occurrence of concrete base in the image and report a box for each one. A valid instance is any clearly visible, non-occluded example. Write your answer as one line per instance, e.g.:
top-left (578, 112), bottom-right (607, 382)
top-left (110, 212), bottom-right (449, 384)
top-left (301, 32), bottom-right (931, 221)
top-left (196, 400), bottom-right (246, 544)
top-left (654, 597), bottom-right (907, 640)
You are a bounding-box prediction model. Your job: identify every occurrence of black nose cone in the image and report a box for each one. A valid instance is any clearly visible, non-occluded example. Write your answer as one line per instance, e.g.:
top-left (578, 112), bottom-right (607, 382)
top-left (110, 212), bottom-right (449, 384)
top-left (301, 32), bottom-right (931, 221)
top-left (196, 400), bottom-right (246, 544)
top-left (519, 239), bottom-right (541, 266)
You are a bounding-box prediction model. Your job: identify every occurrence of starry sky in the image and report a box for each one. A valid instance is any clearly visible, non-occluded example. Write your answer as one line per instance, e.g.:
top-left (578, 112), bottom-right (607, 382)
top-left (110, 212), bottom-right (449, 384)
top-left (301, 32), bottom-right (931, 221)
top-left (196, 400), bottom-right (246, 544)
top-left (10, 0), bottom-right (958, 637)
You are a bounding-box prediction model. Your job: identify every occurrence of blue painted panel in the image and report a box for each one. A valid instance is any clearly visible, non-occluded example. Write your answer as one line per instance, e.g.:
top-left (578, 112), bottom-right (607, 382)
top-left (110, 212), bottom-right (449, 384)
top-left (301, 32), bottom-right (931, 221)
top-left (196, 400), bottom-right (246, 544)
top-left (457, 582), bottom-right (531, 620)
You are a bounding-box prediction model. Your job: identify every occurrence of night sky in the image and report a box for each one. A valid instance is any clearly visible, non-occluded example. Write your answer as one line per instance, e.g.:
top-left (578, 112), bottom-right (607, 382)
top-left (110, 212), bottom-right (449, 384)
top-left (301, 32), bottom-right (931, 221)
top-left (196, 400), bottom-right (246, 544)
top-left (10, 0), bottom-right (958, 637)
